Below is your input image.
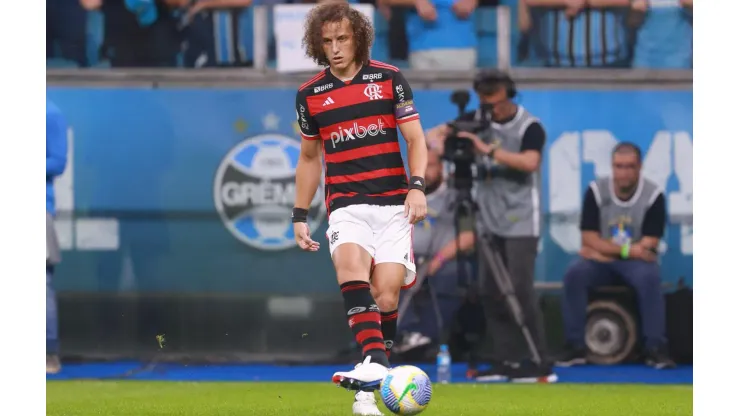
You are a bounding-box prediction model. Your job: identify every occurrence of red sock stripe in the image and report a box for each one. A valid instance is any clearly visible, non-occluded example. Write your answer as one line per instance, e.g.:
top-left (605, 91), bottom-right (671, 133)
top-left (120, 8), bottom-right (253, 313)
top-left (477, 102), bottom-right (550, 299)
top-left (356, 328), bottom-right (384, 344)
top-left (362, 342), bottom-right (387, 355)
top-left (340, 281), bottom-right (370, 293)
top-left (381, 312), bottom-right (398, 322)
top-left (349, 311), bottom-right (381, 327)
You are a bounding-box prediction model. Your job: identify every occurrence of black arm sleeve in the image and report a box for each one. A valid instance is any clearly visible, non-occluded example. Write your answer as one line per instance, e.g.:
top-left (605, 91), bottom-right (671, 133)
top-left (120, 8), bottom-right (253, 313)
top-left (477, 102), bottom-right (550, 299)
top-left (580, 187), bottom-right (601, 232)
top-left (520, 122), bottom-right (546, 153)
top-left (642, 193), bottom-right (667, 238)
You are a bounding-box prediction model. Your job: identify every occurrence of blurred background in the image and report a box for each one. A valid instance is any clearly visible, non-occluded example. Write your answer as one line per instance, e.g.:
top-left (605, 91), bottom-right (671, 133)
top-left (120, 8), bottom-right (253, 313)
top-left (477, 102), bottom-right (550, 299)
top-left (46, 0), bottom-right (692, 372)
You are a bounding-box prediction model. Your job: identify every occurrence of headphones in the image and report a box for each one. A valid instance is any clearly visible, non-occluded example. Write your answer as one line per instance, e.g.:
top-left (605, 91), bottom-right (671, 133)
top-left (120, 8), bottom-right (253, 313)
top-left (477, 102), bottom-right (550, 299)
top-left (473, 69), bottom-right (517, 99)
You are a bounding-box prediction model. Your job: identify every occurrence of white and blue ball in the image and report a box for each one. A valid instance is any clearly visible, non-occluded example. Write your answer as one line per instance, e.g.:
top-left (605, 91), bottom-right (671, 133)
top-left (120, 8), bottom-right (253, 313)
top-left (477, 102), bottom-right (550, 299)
top-left (379, 365), bottom-right (433, 415)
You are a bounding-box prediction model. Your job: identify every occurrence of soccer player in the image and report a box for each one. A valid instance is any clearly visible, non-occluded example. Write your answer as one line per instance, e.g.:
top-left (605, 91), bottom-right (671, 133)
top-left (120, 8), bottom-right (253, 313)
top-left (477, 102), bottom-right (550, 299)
top-left (291, 2), bottom-right (428, 415)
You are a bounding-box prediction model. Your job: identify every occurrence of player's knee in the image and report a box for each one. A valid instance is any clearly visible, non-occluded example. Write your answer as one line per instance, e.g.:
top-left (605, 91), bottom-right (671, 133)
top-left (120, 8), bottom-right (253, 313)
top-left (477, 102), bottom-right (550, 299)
top-left (372, 287), bottom-right (400, 312)
top-left (333, 244), bottom-right (373, 284)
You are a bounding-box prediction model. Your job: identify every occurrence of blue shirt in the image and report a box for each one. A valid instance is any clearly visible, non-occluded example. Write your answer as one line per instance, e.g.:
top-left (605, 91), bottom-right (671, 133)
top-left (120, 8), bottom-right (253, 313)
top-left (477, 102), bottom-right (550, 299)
top-left (406, 0), bottom-right (477, 53)
top-left (633, 1), bottom-right (692, 69)
top-left (529, 7), bottom-right (630, 67)
top-left (46, 99), bottom-right (68, 215)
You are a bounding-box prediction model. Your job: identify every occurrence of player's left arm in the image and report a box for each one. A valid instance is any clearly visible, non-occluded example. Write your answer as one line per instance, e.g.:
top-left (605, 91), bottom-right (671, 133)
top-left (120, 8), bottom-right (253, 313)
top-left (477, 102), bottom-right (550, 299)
top-left (491, 121), bottom-right (545, 173)
top-left (393, 70), bottom-right (428, 223)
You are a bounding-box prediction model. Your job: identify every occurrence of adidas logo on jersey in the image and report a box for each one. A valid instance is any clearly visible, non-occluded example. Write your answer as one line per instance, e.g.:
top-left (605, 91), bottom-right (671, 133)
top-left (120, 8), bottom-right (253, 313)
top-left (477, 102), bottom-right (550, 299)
top-left (323, 97), bottom-right (335, 107)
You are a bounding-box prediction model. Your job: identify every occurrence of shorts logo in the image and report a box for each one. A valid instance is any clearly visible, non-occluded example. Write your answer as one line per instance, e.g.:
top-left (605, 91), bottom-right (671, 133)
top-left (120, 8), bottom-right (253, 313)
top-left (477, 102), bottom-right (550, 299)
top-left (384, 340), bottom-right (394, 350)
top-left (363, 73), bottom-right (383, 81)
top-left (314, 83), bottom-right (334, 93)
top-left (364, 83), bottom-right (383, 101)
top-left (329, 118), bottom-right (387, 149)
top-left (347, 306), bottom-right (366, 315)
top-left (213, 135), bottom-right (326, 250)
top-left (330, 230), bottom-right (339, 245)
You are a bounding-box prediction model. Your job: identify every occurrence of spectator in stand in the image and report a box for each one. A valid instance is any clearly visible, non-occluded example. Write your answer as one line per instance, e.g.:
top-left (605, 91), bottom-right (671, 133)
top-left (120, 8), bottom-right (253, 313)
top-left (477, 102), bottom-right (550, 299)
top-left (79, 0), bottom-right (182, 67)
top-left (379, 0), bottom-right (483, 70)
top-left (180, 0), bottom-right (253, 68)
top-left (48, 0), bottom-right (89, 67)
top-left (47, 99), bottom-right (69, 374)
top-left (519, 0), bottom-right (635, 68)
top-left (631, 0), bottom-right (692, 69)
top-left (556, 142), bottom-right (676, 370)
top-left (395, 151), bottom-right (476, 353)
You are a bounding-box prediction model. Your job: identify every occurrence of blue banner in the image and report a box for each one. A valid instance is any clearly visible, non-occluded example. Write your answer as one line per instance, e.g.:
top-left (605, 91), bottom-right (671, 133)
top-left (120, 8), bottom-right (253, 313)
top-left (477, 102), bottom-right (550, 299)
top-left (47, 87), bottom-right (692, 293)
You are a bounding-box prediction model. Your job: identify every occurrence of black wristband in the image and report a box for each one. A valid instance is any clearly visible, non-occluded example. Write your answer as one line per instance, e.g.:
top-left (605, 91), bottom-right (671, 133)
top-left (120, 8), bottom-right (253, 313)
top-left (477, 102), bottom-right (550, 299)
top-left (291, 207), bottom-right (308, 223)
top-left (409, 176), bottom-right (426, 192)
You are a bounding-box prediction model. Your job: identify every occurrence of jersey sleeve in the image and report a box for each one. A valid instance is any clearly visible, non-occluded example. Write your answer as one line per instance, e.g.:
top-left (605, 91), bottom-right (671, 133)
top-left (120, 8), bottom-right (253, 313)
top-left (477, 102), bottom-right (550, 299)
top-left (580, 186), bottom-right (601, 232)
top-left (296, 91), bottom-right (320, 140)
top-left (392, 70), bottom-right (420, 125)
top-left (520, 122), bottom-right (546, 154)
top-left (642, 193), bottom-right (667, 238)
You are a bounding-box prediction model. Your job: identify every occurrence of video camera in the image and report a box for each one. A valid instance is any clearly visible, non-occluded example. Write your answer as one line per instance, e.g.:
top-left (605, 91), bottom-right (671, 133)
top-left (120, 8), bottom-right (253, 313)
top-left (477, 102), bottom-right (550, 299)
top-left (442, 90), bottom-right (493, 191)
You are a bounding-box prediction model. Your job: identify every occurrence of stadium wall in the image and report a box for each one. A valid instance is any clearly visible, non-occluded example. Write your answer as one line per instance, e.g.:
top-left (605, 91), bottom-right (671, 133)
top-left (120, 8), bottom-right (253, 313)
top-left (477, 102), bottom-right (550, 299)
top-left (47, 81), bottom-right (692, 294)
top-left (46, 70), bottom-right (692, 360)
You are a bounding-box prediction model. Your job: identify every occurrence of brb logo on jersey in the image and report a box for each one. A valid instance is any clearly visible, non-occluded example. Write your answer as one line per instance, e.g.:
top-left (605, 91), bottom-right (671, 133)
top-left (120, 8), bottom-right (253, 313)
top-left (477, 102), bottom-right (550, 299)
top-left (362, 73), bottom-right (383, 81)
top-left (214, 135), bottom-right (326, 250)
top-left (329, 118), bottom-right (387, 149)
top-left (364, 84), bottom-right (383, 100)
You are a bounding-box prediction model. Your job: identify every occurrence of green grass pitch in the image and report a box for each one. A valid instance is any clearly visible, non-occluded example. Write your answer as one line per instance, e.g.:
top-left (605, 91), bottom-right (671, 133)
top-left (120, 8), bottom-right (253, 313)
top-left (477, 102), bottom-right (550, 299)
top-left (47, 381), bottom-right (692, 415)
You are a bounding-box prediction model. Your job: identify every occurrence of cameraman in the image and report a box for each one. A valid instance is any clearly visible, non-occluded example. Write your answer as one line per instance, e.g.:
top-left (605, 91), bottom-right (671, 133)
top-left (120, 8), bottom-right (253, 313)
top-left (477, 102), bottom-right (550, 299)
top-left (428, 70), bottom-right (555, 383)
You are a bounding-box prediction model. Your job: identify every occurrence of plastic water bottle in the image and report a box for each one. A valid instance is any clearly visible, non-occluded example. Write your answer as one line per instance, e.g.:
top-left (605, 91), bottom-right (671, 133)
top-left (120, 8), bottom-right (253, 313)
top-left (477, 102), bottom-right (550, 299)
top-left (436, 344), bottom-right (452, 384)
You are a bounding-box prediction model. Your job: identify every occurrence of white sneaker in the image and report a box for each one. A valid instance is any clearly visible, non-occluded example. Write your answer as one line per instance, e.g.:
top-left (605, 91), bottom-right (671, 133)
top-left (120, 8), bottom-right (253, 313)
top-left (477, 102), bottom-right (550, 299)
top-left (332, 356), bottom-right (389, 391)
top-left (394, 332), bottom-right (432, 353)
top-left (353, 391), bottom-right (384, 416)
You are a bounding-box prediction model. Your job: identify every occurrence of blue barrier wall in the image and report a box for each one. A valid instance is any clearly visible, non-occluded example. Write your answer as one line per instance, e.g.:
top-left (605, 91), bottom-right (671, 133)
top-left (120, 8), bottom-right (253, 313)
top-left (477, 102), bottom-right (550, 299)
top-left (47, 87), bottom-right (693, 293)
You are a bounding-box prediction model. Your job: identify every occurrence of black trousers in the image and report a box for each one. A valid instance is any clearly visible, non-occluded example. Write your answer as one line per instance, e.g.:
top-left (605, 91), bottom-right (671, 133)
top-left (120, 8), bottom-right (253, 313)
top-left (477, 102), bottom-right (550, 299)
top-left (478, 234), bottom-right (549, 363)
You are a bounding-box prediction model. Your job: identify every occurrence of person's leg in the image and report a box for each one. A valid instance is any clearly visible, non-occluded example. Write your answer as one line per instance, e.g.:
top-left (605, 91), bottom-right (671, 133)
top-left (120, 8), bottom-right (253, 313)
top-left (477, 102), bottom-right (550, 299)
top-left (370, 271), bottom-right (401, 358)
top-left (394, 290), bottom-right (434, 353)
top-left (370, 205), bottom-right (416, 360)
top-left (46, 212), bottom-right (62, 373)
top-left (46, 266), bottom-right (60, 368)
top-left (558, 257), bottom-right (615, 364)
top-left (328, 207), bottom-right (390, 399)
top-left (56, 0), bottom-right (89, 67)
top-left (476, 235), bottom-right (519, 380)
top-left (426, 261), bottom-right (466, 342)
top-left (479, 236), bottom-right (555, 382)
top-left (503, 237), bottom-right (548, 362)
top-left (611, 260), bottom-right (675, 368)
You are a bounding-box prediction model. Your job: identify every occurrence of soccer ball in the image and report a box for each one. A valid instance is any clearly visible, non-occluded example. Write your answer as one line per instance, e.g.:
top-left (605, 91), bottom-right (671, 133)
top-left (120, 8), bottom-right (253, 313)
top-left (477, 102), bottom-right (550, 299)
top-left (379, 365), bottom-right (433, 415)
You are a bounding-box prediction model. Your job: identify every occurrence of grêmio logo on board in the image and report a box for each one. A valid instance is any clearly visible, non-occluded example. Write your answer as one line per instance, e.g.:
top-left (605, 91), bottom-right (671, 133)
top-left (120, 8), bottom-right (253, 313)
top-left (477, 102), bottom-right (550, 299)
top-left (548, 130), bottom-right (693, 255)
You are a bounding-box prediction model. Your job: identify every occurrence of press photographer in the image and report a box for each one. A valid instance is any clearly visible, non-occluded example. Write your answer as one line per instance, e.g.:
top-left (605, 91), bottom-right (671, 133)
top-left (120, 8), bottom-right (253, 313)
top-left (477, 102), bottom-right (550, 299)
top-left (427, 70), bottom-right (555, 383)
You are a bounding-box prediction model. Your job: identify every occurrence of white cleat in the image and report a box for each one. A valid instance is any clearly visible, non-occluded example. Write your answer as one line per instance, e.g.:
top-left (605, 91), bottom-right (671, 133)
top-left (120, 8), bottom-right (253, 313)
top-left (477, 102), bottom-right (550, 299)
top-left (332, 356), bottom-right (389, 391)
top-left (353, 391), bottom-right (384, 416)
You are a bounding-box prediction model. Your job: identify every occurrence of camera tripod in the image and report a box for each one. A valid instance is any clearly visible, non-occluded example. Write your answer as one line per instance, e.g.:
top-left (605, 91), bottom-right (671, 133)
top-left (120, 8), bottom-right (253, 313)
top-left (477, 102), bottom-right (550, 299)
top-left (397, 185), bottom-right (543, 366)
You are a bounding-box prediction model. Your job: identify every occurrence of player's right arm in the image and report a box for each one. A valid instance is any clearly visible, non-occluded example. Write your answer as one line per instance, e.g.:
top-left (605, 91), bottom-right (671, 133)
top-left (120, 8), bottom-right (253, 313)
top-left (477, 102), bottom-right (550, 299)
top-left (293, 91), bottom-right (322, 251)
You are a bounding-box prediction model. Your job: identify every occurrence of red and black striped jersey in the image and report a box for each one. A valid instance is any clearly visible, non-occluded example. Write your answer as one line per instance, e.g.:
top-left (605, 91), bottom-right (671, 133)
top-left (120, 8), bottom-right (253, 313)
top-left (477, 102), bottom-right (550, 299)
top-left (295, 60), bottom-right (420, 214)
